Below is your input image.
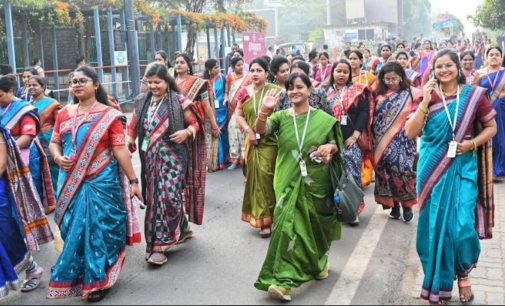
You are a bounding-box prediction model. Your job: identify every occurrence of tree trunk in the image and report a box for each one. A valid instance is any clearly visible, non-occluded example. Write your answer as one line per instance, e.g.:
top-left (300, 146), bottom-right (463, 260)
top-left (185, 26), bottom-right (197, 60)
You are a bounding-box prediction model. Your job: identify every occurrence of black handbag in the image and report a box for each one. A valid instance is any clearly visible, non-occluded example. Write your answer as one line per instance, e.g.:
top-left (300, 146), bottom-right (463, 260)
top-left (330, 152), bottom-right (365, 223)
top-left (38, 136), bottom-right (56, 167)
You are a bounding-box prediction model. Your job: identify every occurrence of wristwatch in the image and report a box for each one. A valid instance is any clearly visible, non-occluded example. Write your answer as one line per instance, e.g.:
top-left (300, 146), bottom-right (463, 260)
top-left (130, 178), bottom-right (139, 184)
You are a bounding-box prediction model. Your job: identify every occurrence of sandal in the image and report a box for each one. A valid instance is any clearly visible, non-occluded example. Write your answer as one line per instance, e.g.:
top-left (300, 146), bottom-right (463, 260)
top-left (87, 288), bottom-right (110, 303)
top-left (177, 230), bottom-right (194, 244)
top-left (458, 276), bottom-right (475, 304)
top-left (20, 267), bottom-right (43, 292)
top-left (260, 227), bottom-right (272, 238)
top-left (147, 253), bottom-right (168, 265)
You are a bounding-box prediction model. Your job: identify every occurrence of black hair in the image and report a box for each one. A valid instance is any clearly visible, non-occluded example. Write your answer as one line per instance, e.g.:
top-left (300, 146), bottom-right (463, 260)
top-left (270, 56), bottom-right (290, 76)
top-left (285, 73), bottom-right (312, 92)
top-left (343, 50), bottom-right (351, 58)
top-left (396, 43), bottom-right (405, 48)
top-left (155, 50), bottom-right (171, 68)
top-left (230, 56), bottom-right (244, 69)
top-left (234, 49), bottom-right (245, 57)
top-left (72, 66), bottom-right (110, 106)
top-left (23, 67), bottom-right (39, 77)
top-left (144, 62), bottom-right (180, 93)
top-left (486, 46), bottom-right (503, 58)
top-left (460, 51), bottom-right (475, 61)
top-left (365, 49), bottom-right (371, 54)
top-left (320, 52), bottom-right (330, 60)
top-left (323, 44), bottom-right (329, 49)
top-left (309, 50), bottom-right (319, 62)
top-left (76, 56), bottom-right (87, 65)
top-left (268, 46), bottom-right (273, 51)
top-left (31, 58), bottom-right (41, 66)
top-left (203, 59), bottom-right (219, 80)
top-left (414, 43), bottom-right (422, 49)
top-left (0, 75), bottom-right (17, 93)
top-left (293, 55), bottom-right (305, 63)
top-left (249, 57), bottom-right (270, 74)
top-left (174, 53), bottom-right (194, 76)
top-left (28, 75), bottom-right (47, 91)
top-left (381, 45), bottom-right (392, 52)
top-left (432, 49), bottom-right (466, 85)
top-left (329, 59), bottom-right (353, 89)
top-left (0, 64), bottom-right (13, 76)
top-left (262, 55), bottom-right (272, 64)
top-left (290, 61), bottom-right (310, 75)
top-left (358, 43), bottom-right (366, 48)
top-left (375, 62), bottom-right (411, 96)
top-left (396, 51), bottom-right (410, 61)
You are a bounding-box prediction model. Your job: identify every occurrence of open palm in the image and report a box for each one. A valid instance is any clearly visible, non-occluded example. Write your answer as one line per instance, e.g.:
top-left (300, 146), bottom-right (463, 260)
top-left (262, 89), bottom-right (280, 109)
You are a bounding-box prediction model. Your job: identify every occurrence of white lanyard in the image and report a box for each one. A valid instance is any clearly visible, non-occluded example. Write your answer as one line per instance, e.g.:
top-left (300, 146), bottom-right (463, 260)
top-left (293, 109), bottom-right (312, 155)
top-left (321, 66), bottom-right (328, 81)
top-left (336, 86), bottom-right (348, 113)
top-left (440, 84), bottom-right (460, 140)
top-left (253, 87), bottom-right (266, 117)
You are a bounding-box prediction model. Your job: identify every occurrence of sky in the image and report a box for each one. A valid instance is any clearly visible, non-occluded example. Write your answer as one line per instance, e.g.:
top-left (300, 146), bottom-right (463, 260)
top-left (429, 0), bottom-right (481, 37)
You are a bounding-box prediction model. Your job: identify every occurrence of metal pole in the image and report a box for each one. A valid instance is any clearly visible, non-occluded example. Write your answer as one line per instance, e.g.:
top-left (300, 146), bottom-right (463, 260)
top-left (206, 27), bottom-right (211, 59)
top-left (120, 9), bottom-right (131, 99)
top-left (227, 25), bottom-right (231, 47)
top-left (158, 30), bottom-right (162, 53)
top-left (39, 23), bottom-right (45, 69)
top-left (177, 14), bottom-right (183, 52)
top-left (149, 23), bottom-right (155, 61)
top-left (125, 0), bottom-right (140, 96)
top-left (214, 27), bottom-right (219, 59)
top-left (108, 9), bottom-right (118, 99)
top-left (52, 26), bottom-right (60, 102)
top-left (22, 12), bottom-right (30, 67)
top-left (94, 8), bottom-right (104, 81)
top-left (221, 27), bottom-right (227, 74)
top-left (4, 1), bottom-right (16, 73)
top-left (327, 0), bottom-right (331, 26)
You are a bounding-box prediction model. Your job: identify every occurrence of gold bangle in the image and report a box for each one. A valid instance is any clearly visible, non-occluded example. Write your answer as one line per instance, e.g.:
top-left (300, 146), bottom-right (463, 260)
top-left (419, 104), bottom-right (429, 115)
top-left (472, 140), bottom-right (478, 151)
top-left (260, 110), bottom-right (270, 116)
top-left (257, 116), bottom-right (267, 122)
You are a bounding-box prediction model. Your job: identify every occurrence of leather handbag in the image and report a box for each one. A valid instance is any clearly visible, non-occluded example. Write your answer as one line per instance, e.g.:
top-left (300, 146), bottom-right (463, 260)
top-left (330, 153), bottom-right (365, 223)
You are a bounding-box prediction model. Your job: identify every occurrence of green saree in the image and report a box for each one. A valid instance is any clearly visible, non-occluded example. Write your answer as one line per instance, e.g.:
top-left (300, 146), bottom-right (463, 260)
top-left (255, 109), bottom-right (343, 291)
top-left (241, 84), bottom-right (280, 228)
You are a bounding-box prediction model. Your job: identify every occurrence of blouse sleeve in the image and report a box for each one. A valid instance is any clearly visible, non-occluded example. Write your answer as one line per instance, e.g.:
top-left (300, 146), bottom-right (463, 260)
top-left (109, 118), bottom-right (126, 147)
top-left (20, 114), bottom-right (38, 136)
top-left (354, 93), bottom-right (371, 134)
top-left (265, 110), bottom-right (282, 135)
top-left (184, 107), bottom-right (201, 137)
top-left (476, 94), bottom-right (497, 123)
top-left (51, 111), bottom-right (63, 144)
top-left (127, 110), bottom-right (138, 144)
top-left (198, 82), bottom-right (209, 102)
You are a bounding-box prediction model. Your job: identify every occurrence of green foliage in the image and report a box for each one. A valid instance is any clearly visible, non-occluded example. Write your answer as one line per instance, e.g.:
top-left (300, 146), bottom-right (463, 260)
top-left (279, 0), bottom-right (326, 40)
top-left (309, 28), bottom-right (324, 42)
top-left (403, 0), bottom-right (431, 40)
top-left (469, 0), bottom-right (505, 31)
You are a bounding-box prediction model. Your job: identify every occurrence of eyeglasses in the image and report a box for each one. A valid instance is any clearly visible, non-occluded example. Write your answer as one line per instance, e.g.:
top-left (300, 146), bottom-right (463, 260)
top-left (71, 78), bottom-right (92, 87)
top-left (383, 77), bottom-right (402, 84)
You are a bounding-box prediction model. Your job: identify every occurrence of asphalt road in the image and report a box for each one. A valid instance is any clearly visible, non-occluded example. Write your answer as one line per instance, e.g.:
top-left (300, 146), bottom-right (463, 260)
top-left (1, 156), bottom-right (420, 305)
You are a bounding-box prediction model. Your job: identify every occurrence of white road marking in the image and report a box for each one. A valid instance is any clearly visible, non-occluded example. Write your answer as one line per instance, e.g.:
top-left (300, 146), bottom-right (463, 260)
top-left (325, 205), bottom-right (390, 305)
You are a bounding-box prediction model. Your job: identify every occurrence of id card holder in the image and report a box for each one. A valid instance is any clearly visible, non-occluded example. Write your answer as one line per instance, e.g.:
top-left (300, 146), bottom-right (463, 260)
top-left (215, 99), bottom-right (220, 109)
top-left (447, 141), bottom-right (457, 159)
top-left (300, 160), bottom-right (308, 177)
top-left (256, 133), bottom-right (261, 140)
top-left (341, 115), bottom-right (348, 126)
top-left (141, 137), bottom-right (151, 152)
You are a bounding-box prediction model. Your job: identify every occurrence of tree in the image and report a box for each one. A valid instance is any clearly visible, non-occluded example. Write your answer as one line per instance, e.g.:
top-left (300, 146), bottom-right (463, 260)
top-left (469, 0), bottom-right (505, 31)
top-left (278, 0), bottom-right (327, 41)
top-left (402, 0), bottom-right (431, 41)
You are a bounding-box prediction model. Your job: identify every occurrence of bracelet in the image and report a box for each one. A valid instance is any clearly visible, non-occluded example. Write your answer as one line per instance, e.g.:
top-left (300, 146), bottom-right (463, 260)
top-left (419, 104), bottom-right (429, 115)
top-left (257, 116), bottom-right (267, 122)
top-left (472, 140), bottom-right (478, 151)
top-left (186, 129), bottom-right (192, 137)
top-left (259, 110), bottom-right (270, 116)
top-left (129, 178), bottom-right (139, 184)
top-left (244, 126), bottom-right (251, 133)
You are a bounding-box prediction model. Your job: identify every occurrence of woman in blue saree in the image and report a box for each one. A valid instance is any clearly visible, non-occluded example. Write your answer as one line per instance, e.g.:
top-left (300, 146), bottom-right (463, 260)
top-left (0, 122), bottom-right (53, 298)
top-left (204, 59), bottom-right (229, 171)
top-left (476, 46), bottom-right (505, 181)
top-left (406, 49), bottom-right (497, 305)
top-left (47, 66), bottom-right (142, 302)
top-left (0, 76), bottom-right (56, 214)
top-left (27, 75), bottom-right (62, 194)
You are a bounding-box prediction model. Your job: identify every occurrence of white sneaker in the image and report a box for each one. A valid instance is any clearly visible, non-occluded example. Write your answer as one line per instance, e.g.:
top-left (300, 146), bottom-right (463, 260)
top-left (348, 216), bottom-right (360, 225)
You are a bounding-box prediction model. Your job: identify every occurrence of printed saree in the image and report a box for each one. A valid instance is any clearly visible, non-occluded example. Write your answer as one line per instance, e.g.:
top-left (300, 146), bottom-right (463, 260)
top-left (129, 91), bottom-right (206, 258)
top-left (48, 107), bottom-right (141, 300)
top-left (372, 89), bottom-right (417, 208)
top-left (416, 85), bottom-right (496, 304)
top-left (239, 83), bottom-right (280, 228)
top-left (227, 73), bottom-right (251, 165)
top-left (212, 74), bottom-right (230, 170)
top-left (255, 109), bottom-right (343, 291)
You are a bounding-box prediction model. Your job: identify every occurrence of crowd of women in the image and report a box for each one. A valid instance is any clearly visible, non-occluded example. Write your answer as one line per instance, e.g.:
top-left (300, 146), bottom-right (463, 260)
top-left (0, 35), bottom-right (504, 306)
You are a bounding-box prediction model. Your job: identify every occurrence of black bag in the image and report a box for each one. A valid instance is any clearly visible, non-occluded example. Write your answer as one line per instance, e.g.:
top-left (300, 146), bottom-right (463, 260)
top-left (38, 136), bottom-right (56, 167)
top-left (330, 153), bottom-right (365, 223)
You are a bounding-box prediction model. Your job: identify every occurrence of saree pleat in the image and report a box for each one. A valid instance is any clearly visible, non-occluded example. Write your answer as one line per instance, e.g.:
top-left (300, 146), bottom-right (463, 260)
top-left (228, 74), bottom-right (251, 165)
top-left (255, 110), bottom-right (343, 291)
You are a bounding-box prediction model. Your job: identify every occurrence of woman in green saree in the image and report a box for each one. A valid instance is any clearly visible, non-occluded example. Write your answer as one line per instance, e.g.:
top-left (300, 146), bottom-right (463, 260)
top-left (254, 73), bottom-right (343, 302)
top-left (236, 57), bottom-right (280, 238)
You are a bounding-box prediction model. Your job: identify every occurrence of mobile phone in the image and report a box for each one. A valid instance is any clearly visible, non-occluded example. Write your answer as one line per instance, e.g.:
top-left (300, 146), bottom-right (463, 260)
top-left (132, 195), bottom-right (146, 210)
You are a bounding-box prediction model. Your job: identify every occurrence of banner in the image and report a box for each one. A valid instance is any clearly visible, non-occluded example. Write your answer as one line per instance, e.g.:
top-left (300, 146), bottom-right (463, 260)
top-left (242, 32), bottom-right (265, 64)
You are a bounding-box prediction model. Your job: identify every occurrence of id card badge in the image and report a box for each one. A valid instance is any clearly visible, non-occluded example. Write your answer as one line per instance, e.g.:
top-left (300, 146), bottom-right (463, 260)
top-left (215, 99), bottom-right (220, 109)
top-left (256, 133), bottom-right (261, 140)
top-left (141, 137), bottom-right (151, 152)
top-left (447, 141), bottom-right (457, 159)
top-left (341, 115), bottom-right (348, 126)
top-left (300, 160), bottom-right (308, 177)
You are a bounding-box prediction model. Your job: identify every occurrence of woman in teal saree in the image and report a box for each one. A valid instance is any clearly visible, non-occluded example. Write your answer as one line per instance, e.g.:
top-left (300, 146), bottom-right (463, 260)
top-left (254, 73), bottom-right (343, 302)
top-left (406, 49), bottom-right (497, 305)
